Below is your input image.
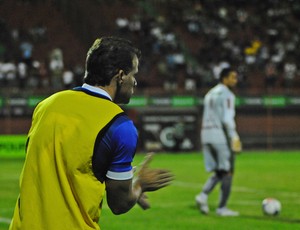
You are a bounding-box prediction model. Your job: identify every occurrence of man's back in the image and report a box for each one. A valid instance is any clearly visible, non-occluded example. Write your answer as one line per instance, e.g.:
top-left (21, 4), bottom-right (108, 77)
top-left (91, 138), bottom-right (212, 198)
top-left (201, 84), bottom-right (235, 144)
top-left (10, 89), bottom-right (123, 230)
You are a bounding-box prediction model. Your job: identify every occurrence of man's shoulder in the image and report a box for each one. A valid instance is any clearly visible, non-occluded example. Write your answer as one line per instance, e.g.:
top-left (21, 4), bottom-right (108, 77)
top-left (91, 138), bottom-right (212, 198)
top-left (114, 115), bottom-right (132, 126)
top-left (108, 115), bottom-right (137, 143)
top-left (213, 84), bottom-right (234, 96)
top-left (206, 84), bottom-right (224, 96)
top-left (110, 115), bottom-right (136, 134)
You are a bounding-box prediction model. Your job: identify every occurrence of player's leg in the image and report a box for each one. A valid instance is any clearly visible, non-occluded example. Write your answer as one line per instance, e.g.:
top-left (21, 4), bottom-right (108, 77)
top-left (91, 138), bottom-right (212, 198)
top-left (202, 144), bottom-right (221, 193)
top-left (218, 171), bottom-right (232, 208)
top-left (203, 173), bottom-right (220, 194)
top-left (216, 172), bottom-right (238, 216)
top-left (215, 144), bottom-right (239, 216)
top-left (196, 144), bottom-right (219, 214)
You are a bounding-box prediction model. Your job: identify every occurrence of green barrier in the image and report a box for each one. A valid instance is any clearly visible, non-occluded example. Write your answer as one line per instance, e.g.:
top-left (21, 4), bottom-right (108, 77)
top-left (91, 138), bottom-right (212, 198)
top-left (0, 135), bottom-right (27, 158)
top-left (124, 95), bottom-right (300, 107)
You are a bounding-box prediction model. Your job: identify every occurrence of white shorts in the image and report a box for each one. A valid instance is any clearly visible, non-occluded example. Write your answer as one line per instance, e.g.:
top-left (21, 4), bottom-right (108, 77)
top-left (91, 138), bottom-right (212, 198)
top-left (202, 143), bottom-right (234, 172)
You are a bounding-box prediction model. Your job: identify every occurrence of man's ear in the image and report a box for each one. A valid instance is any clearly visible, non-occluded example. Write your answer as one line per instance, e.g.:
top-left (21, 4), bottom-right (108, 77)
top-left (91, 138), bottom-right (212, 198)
top-left (117, 70), bottom-right (124, 84)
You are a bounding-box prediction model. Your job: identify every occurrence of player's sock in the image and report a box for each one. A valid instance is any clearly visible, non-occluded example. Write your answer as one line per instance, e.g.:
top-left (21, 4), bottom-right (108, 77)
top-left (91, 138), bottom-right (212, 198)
top-left (219, 174), bottom-right (232, 208)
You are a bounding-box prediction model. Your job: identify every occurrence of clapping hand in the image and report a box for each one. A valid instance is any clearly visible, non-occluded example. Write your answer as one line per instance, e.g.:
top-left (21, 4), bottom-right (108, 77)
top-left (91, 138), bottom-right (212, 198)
top-left (134, 152), bottom-right (174, 209)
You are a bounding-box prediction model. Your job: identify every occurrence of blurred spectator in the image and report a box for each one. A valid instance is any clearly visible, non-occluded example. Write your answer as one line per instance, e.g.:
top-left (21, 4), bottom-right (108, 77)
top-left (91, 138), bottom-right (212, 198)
top-left (62, 67), bottom-right (74, 89)
top-left (27, 60), bottom-right (40, 89)
top-left (49, 48), bottom-right (64, 91)
top-left (0, 59), bottom-right (4, 85)
top-left (212, 60), bottom-right (230, 83)
top-left (1, 59), bottom-right (17, 87)
top-left (38, 61), bottom-right (49, 88)
top-left (185, 62), bottom-right (198, 91)
top-left (244, 39), bottom-right (262, 65)
top-left (264, 61), bottom-right (278, 91)
top-left (157, 57), bottom-right (174, 91)
top-left (236, 62), bottom-right (249, 90)
top-left (128, 14), bottom-right (141, 35)
top-left (19, 39), bottom-right (33, 68)
top-left (17, 61), bottom-right (27, 89)
top-left (196, 63), bottom-right (215, 88)
top-left (282, 56), bottom-right (297, 94)
top-left (116, 17), bottom-right (129, 35)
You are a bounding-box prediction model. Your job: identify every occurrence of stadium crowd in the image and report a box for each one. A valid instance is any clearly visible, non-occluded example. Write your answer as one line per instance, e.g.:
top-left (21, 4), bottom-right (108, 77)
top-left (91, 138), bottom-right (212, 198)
top-left (115, 0), bottom-right (300, 94)
top-left (0, 16), bottom-right (84, 94)
top-left (0, 0), bottom-right (299, 95)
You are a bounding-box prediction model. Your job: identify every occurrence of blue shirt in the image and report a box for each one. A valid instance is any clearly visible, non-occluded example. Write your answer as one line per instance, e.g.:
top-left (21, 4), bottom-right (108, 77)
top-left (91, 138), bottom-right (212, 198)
top-left (93, 115), bottom-right (138, 182)
top-left (78, 84), bottom-right (138, 182)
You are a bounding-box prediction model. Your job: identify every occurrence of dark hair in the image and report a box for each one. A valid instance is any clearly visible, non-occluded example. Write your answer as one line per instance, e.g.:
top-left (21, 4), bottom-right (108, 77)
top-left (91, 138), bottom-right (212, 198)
top-left (83, 37), bottom-right (141, 86)
top-left (219, 67), bottom-right (233, 82)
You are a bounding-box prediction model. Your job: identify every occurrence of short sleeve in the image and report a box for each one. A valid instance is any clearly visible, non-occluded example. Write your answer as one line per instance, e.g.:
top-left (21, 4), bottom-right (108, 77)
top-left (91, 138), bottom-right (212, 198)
top-left (92, 115), bottom-right (138, 182)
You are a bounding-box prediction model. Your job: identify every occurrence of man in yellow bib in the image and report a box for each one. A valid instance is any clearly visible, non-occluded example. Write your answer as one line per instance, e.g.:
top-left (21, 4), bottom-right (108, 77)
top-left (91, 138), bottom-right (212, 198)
top-left (9, 37), bottom-right (174, 230)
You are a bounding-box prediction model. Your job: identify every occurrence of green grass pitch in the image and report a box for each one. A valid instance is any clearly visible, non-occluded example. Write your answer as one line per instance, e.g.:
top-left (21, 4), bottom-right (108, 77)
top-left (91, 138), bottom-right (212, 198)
top-left (0, 146), bottom-right (300, 229)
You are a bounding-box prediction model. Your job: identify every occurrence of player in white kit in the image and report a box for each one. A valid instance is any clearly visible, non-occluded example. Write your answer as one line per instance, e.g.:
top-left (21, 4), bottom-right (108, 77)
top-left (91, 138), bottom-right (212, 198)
top-left (195, 67), bottom-right (242, 216)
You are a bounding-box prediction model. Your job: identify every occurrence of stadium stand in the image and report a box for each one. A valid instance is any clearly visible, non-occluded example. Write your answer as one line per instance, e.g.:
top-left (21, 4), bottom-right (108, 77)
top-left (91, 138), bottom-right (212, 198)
top-left (0, 0), bottom-right (300, 95)
top-left (0, 0), bottom-right (300, 149)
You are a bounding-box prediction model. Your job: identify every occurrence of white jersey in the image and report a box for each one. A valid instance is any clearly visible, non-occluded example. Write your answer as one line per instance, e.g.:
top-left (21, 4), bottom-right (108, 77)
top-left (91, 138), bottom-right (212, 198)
top-left (201, 83), bottom-right (239, 144)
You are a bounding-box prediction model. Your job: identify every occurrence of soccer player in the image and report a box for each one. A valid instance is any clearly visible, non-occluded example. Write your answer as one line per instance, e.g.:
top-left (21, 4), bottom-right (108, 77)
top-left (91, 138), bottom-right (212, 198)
top-left (195, 67), bottom-right (242, 216)
top-left (9, 37), bottom-right (174, 230)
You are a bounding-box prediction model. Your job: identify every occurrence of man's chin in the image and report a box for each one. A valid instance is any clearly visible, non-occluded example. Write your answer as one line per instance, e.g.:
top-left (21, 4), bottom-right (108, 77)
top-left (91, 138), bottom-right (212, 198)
top-left (114, 97), bottom-right (130, 105)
